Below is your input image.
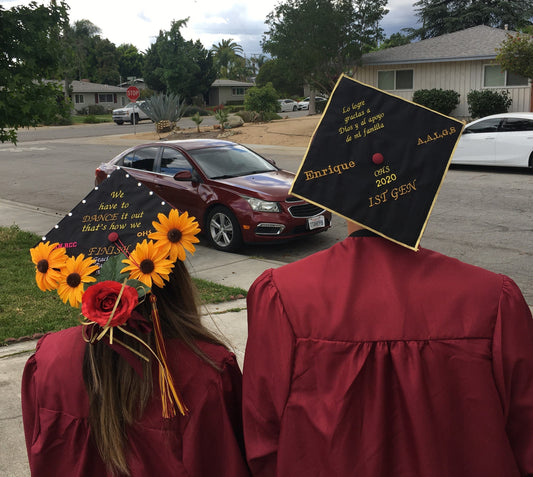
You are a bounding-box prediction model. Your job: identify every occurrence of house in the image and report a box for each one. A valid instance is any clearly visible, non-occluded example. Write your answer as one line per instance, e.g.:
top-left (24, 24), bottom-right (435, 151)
top-left (353, 25), bottom-right (531, 119)
top-left (208, 79), bottom-right (254, 107)
top-left (67, 80), bottom-right (129, 113)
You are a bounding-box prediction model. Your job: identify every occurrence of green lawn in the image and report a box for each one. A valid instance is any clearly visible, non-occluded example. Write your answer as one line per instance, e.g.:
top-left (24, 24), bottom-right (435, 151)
top-left (71, 114), bottom-right (113, 124)
top-left (0, 226), bottom-right (246, 343)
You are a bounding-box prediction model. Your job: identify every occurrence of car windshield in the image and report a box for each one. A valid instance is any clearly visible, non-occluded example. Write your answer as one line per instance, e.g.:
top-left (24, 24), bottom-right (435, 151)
top-left (188, 144), bottom-right (277, 179)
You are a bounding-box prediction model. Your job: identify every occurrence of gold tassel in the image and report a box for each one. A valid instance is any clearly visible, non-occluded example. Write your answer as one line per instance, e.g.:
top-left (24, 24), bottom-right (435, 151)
top-left (150, 294), bottom-right (188, 417)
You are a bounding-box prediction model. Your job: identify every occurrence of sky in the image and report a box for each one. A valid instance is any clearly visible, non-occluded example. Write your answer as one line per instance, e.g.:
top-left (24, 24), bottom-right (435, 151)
top-left (1, 0), bottom-right (418, 57)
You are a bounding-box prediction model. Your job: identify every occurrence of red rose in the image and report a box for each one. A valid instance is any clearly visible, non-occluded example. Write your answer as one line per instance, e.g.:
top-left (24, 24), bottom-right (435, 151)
top-left (82, 281), bottom-right (139, 327)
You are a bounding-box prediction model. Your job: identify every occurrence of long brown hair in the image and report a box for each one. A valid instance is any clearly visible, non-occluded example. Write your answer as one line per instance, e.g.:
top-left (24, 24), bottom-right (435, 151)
top-left (82, 261), bottom-right (226, 476)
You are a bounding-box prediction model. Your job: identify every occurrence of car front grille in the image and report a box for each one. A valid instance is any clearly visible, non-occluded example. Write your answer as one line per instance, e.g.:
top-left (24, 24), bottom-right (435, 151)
top-left (288, 203), bottom-right (326, 218)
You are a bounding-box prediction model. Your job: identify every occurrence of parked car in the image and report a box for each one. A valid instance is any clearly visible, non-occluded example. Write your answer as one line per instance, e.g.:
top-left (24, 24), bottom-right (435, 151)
top-left (95, 139), bottom-right (331, 252)
top-left (297, 96), bottom-right (328, 110)
top-left (112, 102), bottom-right (150, 125)
top-left (452, 112), bottom-right (533, 168)
top-left (278, 99), bottom-right (298, 112)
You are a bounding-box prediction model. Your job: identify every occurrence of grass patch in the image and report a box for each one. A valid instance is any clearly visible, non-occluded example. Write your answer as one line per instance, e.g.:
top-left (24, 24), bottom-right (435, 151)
top-left (0, 226), bottom-right (246, 343)
top-left (71, 114), bottom-right (113, 124)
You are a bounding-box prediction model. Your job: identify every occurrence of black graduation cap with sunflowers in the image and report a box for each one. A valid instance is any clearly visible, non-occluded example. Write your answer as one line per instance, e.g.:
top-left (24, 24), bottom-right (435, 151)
top-left (290, 74), bottom-right (465, 250)
top-left (29, 168), bottom-right (201, 417)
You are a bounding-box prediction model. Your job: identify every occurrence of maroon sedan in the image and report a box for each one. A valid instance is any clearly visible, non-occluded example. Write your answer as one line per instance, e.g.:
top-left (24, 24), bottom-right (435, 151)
top-left (95, 139), bottom-right (331, 252)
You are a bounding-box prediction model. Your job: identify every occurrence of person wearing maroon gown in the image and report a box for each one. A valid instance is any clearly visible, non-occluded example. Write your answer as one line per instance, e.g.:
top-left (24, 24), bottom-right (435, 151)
top-left (23, 207), bottom-right (250, 477)
top-left (242, 76), bottom-right (533, 476)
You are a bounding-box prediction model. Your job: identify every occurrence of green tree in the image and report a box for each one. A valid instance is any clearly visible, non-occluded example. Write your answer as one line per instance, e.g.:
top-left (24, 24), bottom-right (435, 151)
top-left (410, 0), bottom-right (533, 40)
top-left (0, 1), bottom-right (70, 144)
top-left (262, 0), bottom-right (387, 111)
top-left (63, 19), bottom-right (102, 81)
top-left (89, 37), bottom-right (120, 85)
top-left (496, 32), bottom-right (533, 80)
top-left (377, 31), bottom-right (413, 49)
top-left (256, 59), bottom-right (303, 97)
top-left (143, 19), bottom-right (216, 102)
top-left (117, 44), bottom-right (145, 83)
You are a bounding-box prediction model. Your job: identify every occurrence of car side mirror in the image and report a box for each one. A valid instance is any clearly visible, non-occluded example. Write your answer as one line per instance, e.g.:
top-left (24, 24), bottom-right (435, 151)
top-left (174, 170), bottom-right (201, 184)
top-left (174, 170), bottom-right (193, 181)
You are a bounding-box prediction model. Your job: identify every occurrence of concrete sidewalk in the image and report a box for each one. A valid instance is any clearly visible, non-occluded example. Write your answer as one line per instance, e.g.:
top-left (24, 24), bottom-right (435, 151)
top-left (0, 198), bottom-right (283, 477)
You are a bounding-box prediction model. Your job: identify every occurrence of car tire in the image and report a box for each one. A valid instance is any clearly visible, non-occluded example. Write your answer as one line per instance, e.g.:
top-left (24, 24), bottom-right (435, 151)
top-left (206, 206), bottom-right (243, 252)
top-left (114, 120), bottom-right (124, 125)
top-left (293, 106), bottom-right (297, 111)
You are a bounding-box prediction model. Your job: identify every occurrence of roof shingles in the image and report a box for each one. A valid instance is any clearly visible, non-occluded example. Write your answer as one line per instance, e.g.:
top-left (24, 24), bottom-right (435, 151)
top-left (362, 25), bottom-right (515, 65)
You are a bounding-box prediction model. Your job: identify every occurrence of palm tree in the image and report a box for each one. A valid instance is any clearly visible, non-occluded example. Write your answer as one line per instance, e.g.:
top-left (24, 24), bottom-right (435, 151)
top-left (249, 54), bottom-right (268, 76)
top-left (211, 39), bottom-right (244, 79)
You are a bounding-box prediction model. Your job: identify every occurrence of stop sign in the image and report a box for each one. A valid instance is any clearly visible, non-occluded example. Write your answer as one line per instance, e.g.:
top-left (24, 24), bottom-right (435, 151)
top-left (126, 86), bottom-right (140, 102)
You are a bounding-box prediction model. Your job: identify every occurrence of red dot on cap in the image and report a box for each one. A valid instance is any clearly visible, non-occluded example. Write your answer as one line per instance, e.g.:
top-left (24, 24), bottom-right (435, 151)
top-left (108, 232), bottom-right (119, 242)
top-left (372, 153), bottom-right (384, 165)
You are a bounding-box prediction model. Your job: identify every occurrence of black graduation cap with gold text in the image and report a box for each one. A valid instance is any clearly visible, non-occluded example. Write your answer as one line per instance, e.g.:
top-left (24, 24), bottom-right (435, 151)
top-left (290, 74), bottom-right (464, 250)
top-left (41, 168), bottom-right (173, 267)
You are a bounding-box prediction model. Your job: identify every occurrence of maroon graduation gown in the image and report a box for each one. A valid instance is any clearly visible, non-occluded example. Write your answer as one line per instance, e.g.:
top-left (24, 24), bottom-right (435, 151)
top-left (22, 326), bottom-right (250, 477)
top-left (243, 234), bottom-right (533, 476)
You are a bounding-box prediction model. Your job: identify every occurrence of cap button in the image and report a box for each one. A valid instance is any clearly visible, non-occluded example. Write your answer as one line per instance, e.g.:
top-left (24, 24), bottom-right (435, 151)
top-left (372, 153), bottom-right (384, 165)
top-left (108, 232), bottom-right (119, 242)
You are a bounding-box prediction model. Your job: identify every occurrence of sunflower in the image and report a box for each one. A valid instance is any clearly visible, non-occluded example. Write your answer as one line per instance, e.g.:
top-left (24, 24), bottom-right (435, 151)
top-left (29, 242), bottom-right (68, 291)
top-left (121, 239), bottom-right (175, 288)
top-left (56, 254), bottom-right (99, 307)
top-left (149, 209), bottom-right (200, 262)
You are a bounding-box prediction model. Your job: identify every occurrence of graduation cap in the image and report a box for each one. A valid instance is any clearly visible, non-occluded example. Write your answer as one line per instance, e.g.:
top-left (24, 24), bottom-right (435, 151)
top-left (32, 168), bottom-right (201, 418)
top-left (290, 74), bottom-right (464, 250)
top-left (41, 168), bottom-right (173, 267)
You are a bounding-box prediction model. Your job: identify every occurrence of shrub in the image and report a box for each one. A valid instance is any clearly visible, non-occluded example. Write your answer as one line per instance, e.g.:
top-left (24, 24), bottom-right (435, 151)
top-left (139, 93), bottom-right (186, 133)
top-left (244, 83), bottom-right (279, 115)
top-left (467, 89), bottom-right (512, 119)
top-left (214, 108), bottom-right (229, 131)
top-left (191, 112), bottom-right (203, 132)
top-left (315, 99), bottom-right (327, 114)
top-left (83, 115), bottom-right (100, 124)
top-left (182, 105), bottom-right (210, 117)
top-left (412, 88), bottom-right (460, 115)
top-left (77, 105), bottom-right (108, 115)
top-left (235, 110), bottom-right (259, 123)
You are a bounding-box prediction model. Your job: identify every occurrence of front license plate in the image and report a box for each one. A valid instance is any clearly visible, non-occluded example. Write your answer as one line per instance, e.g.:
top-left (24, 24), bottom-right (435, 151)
top-left (307, 215), bottom-right (325, 230)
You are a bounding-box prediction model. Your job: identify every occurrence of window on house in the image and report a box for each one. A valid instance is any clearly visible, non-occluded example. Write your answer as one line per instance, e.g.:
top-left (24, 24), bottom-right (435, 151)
top-left (98, 93), bottom-right (114, 103)
top-left (75, 94), bottom-right (84, 104)
top-left (377, 69), bottom-right (413, 90)
top-left (232, 87), bottom-right (246, 95)
top-left (483, 65), bottom-right (528, 87)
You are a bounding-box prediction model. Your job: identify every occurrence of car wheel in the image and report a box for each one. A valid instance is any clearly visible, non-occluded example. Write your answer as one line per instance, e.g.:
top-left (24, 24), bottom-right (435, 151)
top-left (529, 151), bottom-right (533, 168)
top-left (206, 206), bottom-right (243, 252)
top-left (293, 105), bottom-right (297, 111)
top-left (114, 120), bottom-right (124, 125)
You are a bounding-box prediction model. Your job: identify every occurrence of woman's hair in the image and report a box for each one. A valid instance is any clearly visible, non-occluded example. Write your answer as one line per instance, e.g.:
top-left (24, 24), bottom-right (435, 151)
top-left (82, 261), bottom-right (226, 476)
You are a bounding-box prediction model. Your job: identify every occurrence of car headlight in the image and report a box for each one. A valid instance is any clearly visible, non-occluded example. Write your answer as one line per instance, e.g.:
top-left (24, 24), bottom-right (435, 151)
top-left (244, 197), bottom-right (281, 213)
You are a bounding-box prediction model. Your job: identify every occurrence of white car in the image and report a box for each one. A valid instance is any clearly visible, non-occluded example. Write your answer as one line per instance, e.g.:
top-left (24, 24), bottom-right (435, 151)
top-left (452, 112), bottom-right (533, 168)
top-left (278, 99), bottom-right (298, 112)
top-left (112, 102), bottom-right (150, 125)
top-left (297, 96), bottom-right (328, 110)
